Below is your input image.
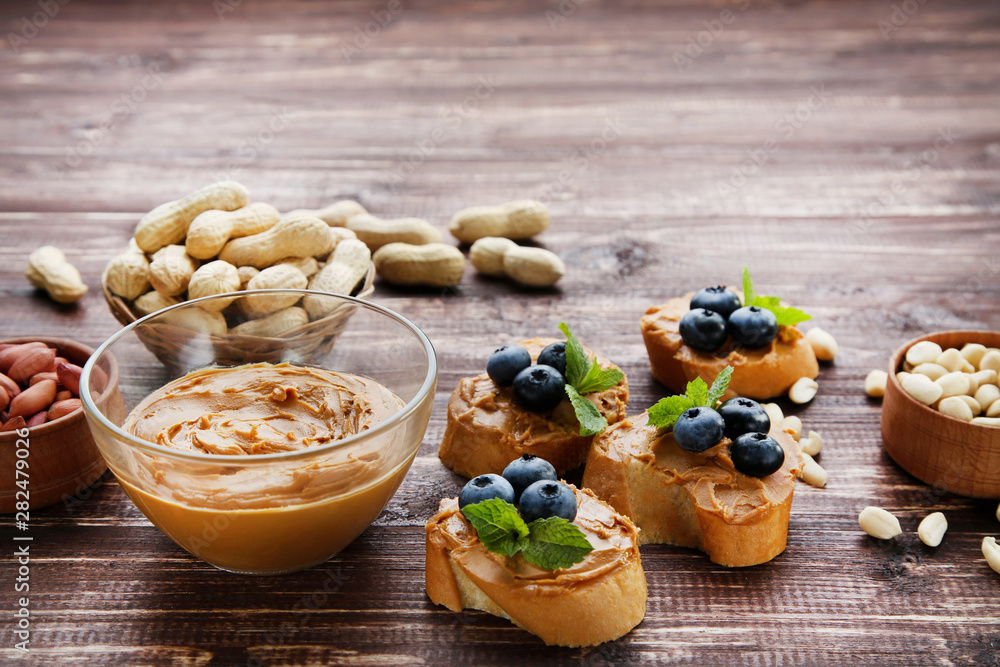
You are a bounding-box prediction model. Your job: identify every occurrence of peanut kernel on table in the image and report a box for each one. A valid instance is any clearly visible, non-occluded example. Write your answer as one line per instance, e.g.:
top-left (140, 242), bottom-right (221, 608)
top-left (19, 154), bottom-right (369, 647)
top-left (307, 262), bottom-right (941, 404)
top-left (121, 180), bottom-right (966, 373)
top-left (805, 327), bottom-right (838, 361)
top-left (859, 506), bottom-right (902, 540)
top-left (788, 377), bottom-right (819, 404)
top-left (917, 512), bottom-right (948, 547)
top-left (984, 537), bottom-right (1000, 575)
top-left (798, 453), bottom-right (827, 488)
top-left (800, 430), bottom-right (823, 456)
top-left (865, 369), bottom-right (888, 397)
top-left (780, 416), bottom-right (802, 441)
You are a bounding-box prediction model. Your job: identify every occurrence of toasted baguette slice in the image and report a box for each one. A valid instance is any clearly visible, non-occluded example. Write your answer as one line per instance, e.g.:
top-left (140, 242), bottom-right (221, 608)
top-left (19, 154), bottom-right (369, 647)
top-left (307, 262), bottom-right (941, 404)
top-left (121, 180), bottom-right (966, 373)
top-left (641, 296), bottom-right (818, 401)
top-left (583, 414), bottom-right (801, 567)
top-left (425, 486), bottom-right (647, 647)
top-left (438, 338), bottom-right (628, 477)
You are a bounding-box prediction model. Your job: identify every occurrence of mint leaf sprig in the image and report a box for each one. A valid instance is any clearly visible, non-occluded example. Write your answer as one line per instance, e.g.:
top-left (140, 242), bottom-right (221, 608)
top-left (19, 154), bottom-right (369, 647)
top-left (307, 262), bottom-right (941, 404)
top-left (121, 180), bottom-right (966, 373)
top-left (461, 498), bottom-right (594, 570)
top-left (558, 322), bottom-right (624, 436)
top-left (742, 266), bottom-right (812, 328)
top-left (647, 366), bottom-right (733, 429)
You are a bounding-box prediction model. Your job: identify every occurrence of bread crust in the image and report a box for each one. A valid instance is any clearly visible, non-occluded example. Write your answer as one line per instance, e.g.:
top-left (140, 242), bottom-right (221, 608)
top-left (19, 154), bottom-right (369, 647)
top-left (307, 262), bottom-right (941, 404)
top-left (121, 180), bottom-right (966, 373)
top-left (438, 338), bottom-right (628, 477)
top-left (583, 413), bottom-right (801, 567)
top-left (641, 296), bottom-right (818, 400)
top-left (425, 487), bottom-right (647, 647)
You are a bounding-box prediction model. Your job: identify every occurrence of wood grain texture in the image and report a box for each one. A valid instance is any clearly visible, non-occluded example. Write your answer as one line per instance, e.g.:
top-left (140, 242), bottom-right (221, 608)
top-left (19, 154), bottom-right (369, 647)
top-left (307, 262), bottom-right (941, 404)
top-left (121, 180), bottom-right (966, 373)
top-left (1, 0), bottom-right (1000, 664)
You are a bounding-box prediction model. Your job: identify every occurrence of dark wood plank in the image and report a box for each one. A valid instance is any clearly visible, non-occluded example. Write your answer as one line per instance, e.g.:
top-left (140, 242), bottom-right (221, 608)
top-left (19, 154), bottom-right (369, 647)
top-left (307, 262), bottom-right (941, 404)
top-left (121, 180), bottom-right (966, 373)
top-left (2, 0), bottom-right (1000, 664)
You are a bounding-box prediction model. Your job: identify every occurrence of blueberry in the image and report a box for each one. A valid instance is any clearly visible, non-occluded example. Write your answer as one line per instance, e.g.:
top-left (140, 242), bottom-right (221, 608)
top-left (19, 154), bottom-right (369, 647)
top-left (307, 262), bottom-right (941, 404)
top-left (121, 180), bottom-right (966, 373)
top-left (458, 474), bottom-right (515, 508)
top-left (672, 406), bottom-right (725, 453)
top-left (537, 342), bottom-right (567, 376)
top-left (487, 345), bottom-right (532, 386)
top-left (512, 364), bottom-right (566, 413)
top-left (519, 480), bottom-right (577, 522)
top-left (730, 432), bottom-right (785, 477)
top-left (690, 286), bottom-right (743, 319)
top-left (718, 397), bottom-right (771, 440)
top-left (502, 454), bottom-right (558, 503)
top-left (679, 309), bottom-right (728, 353)
top-left (727, 306), bottom-right (778, 348)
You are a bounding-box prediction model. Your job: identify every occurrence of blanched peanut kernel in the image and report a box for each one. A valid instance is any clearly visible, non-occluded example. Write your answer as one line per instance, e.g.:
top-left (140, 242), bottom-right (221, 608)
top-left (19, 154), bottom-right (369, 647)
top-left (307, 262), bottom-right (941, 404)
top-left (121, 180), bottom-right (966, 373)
top-left (912, 363), bottom-right (948, 381)
top-left (961, 343), bottom-right (988, 368)
top-left (935, 372), bottom-right (972, 399)
top-left (981, 351), bottom-right (1000, 374)
top-left (972, 417), bottom-right (1000, 427)
top-left (805, 327), bottom-right (838, 361)
top-left (939, 396), bottom-right (974, 422)
top-left (975, 384), bottom-right (1000, 411)
top-left (917, 512), bottom-right (948, 547)
top-left (989, 402), bottom-right (1000, 418)
top-left (983, 537), bottom-right (1000, 575)
top-left (789, 377), bottom-right (819, 404)
top-left (954, 394), bottom-right (982, 417)
top-left (973, 369), bottom-right (998, 388)
top-left (936, 348), bottom-right (965, 373)
top-left (900, 373), bottom-right (944, 405)
top-left (859, 506), bottom-right (902, 539)
top-left (798, 453), bottom-right (827, 488)
top-left (906, 341), bottom-right (943, 366)
top-left (780, 416), bottom-right (802, 441)
top-left (865, 369), bottom-right (888, 397)
top-left (800, 430), bottom-right (823, 456)
top-left (763, 403), bottom-right (784, 425)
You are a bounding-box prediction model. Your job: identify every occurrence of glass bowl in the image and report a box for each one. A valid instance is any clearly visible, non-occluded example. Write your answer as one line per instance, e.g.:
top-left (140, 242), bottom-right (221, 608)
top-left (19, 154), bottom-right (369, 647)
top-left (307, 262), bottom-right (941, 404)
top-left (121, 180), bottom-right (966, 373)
top-left (79, 290), bottom-right (437, 574)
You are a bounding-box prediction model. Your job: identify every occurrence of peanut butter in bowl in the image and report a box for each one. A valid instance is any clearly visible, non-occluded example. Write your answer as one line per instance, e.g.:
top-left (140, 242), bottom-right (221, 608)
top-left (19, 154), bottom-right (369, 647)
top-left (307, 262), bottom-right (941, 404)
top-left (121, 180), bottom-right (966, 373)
top-left (115, 362), bottom-right (414, 574)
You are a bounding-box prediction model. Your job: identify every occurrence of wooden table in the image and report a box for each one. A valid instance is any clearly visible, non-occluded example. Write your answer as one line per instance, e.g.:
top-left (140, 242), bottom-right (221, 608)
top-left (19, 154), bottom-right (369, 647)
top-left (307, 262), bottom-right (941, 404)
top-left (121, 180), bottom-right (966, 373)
top-left (2, 0), bottom-right (999, 664)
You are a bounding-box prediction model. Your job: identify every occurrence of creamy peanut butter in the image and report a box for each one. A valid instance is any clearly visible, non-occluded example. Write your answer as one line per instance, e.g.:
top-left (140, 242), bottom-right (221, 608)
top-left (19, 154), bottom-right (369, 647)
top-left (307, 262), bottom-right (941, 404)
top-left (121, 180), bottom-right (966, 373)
top-left (116, 362), bottom-right (411, 573)
top-left (597, 413), bottom-right (798, 525)
top-left (641, 296), bottom-right (819, 400)
top-left (425, 486), bottom-right (647, 646)
top-left (438, 338), bottom-right (629, 477)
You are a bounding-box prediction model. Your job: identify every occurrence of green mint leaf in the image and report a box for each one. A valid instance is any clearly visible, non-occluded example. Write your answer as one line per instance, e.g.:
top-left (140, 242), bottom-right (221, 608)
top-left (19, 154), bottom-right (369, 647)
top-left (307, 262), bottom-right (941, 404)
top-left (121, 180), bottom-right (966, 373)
top-left (576, 361), bottom-right (625, 394)
top-left (743, 266), bottom-right (812, 328)
top-left (461, 498), bottom-right (530, 558)
top-left (685, 376), bottom-right (709, 407)
top-left (566, 384), bottom-right (609, 436)
top-left (647, 394), bottom-right (696, 429)
top-left (521, 517), bottom-right (594, 570)
top-left (751, 294), bottom-right (812, 328)
top-left (558, 322), bottom-right (589, 387)
top-left (742, 265), bottom-right (755, 306)
top-left (706, 366), bottom-right (734, 408)
top-left (772, 305), bottom-right (813, 327)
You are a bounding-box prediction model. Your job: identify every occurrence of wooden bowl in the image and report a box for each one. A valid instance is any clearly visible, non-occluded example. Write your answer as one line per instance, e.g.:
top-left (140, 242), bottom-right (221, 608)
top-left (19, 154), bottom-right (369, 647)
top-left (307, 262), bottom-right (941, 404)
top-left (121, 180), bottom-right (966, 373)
top-left (881, 330), bottom-right (1000, 499)
top-left (0, 337), bottom-right (124, 513)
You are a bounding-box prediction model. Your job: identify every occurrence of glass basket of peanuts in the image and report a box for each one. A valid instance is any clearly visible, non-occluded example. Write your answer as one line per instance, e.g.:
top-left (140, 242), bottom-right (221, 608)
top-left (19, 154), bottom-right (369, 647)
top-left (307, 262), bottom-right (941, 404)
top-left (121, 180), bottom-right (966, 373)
top-left (101, 182), bottom-right (375, 369)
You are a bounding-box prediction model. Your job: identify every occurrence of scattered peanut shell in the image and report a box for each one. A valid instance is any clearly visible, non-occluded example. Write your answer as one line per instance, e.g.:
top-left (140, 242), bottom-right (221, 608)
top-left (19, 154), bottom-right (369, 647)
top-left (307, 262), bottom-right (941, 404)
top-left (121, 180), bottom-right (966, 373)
top-left (859, 506), bottom-right (902, 540)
